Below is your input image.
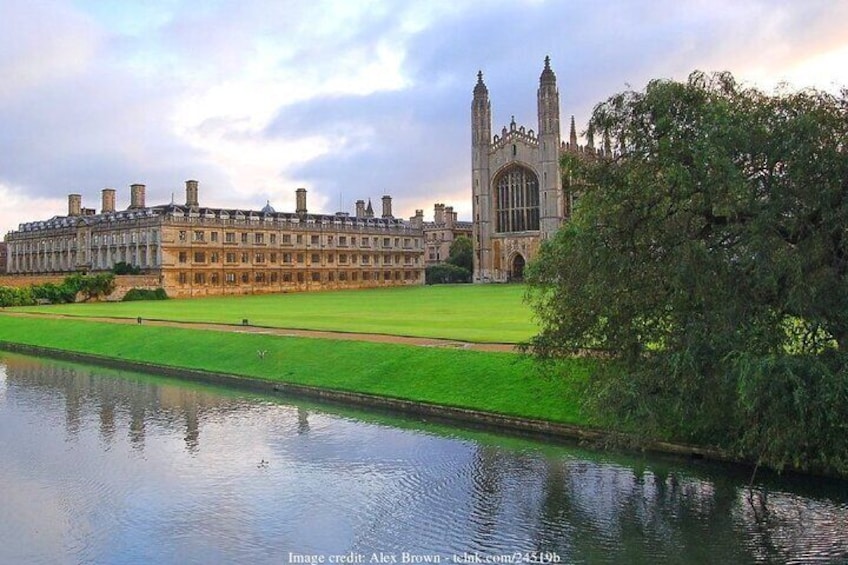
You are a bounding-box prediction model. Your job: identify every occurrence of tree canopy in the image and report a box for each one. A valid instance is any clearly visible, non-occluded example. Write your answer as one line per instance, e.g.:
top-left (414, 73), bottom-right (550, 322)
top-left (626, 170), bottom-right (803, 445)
top-left (526, 71), bottom-right (848, 476)
top-left (447, 235), bottom-right (473, 273)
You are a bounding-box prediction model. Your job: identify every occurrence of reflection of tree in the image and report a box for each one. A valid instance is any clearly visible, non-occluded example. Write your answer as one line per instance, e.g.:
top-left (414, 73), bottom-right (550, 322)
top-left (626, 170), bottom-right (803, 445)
top-left (468, 446), bottom-right (506, 549)
top-left (297, 407), bottom-right (310, 435)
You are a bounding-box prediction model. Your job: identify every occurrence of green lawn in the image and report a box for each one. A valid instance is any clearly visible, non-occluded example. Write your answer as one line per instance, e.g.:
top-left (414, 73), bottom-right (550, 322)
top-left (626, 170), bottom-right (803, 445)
top-left (11, 284), bottom-right (537, 344)
top-left (0, 316), bottom-right (590, 425)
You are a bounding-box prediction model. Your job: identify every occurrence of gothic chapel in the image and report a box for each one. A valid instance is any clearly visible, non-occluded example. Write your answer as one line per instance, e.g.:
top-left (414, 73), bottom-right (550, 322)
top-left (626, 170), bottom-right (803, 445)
top-left (472, 57), bottom-right (565, 282)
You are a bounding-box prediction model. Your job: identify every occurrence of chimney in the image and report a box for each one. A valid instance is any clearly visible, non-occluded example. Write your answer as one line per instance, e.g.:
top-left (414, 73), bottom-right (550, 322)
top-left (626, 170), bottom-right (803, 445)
top-left (296, 188), bottom-right (307, 216)
top-left (445, 206), bottom-right (455, 228)
top-left (410, 209), bottom-right (424, 229)
top-left (129, 184), bottom-right (146, 209)
top-left (68, 194), bottom-right (82, 217)
top-left (355, 199), bottom-right (365, 219)
top-left (381, 195), bottom-right (393, 219)
top-left (101, 188), bottom-right (116, 213)
top-left (185, 179), bottom-right (199, 207)
top-left (434, 203), bottom-right (445, 225)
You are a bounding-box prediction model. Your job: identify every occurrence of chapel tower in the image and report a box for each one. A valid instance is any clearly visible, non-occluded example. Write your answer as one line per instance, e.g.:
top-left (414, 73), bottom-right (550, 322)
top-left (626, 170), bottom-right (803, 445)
top-left (471, 57), bottom-right (564, 282)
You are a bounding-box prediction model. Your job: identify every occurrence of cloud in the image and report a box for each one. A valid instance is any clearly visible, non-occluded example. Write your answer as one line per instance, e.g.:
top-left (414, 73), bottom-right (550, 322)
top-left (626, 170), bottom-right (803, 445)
top-left (1, 0), bottom-right (847, 232)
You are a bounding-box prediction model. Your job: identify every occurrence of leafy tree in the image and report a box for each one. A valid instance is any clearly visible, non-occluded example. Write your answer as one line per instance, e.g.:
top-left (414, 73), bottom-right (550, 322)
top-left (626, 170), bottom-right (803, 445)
top-left (526, 71), bottom-right (848, 476)
top-left (446, 235), bottom-right (473, 273)
top-left (112, 261), bottom-right (141, 275)
top-left (65, 273), bottom-right (116, 302)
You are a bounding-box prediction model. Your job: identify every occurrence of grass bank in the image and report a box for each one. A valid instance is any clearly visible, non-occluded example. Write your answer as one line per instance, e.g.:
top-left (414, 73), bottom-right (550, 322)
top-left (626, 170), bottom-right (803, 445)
top-left (10, 284), bottom-right (536, 344)
top-left (0, 315), bottom-right (591, 425)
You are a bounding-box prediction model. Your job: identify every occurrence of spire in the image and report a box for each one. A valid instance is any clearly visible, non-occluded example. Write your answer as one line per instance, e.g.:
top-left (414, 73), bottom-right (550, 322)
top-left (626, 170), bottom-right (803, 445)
top-left (569, 115), bottom-right (578, 149)
top-left (365, 198), bottom-right (374, 218)
top-left (540, 55), bottom-right (556, 86)
top-left (473, 70), bottom-right (488, 98)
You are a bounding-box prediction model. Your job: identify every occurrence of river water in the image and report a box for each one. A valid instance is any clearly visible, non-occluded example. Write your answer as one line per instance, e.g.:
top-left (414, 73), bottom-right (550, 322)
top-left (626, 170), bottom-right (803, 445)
top-left (0, 352), bottom-right (846, 564)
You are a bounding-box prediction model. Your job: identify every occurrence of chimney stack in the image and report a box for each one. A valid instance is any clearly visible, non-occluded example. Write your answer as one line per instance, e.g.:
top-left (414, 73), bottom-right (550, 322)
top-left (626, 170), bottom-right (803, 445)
top-left (434, 203), bottom-right (445, 225)
top-left (101, 188), bottom-right (116, 214)
top-left (296, 188), bottom-right (307, 216)
top-left (355, 199), bottom-right (365, 219)
top-left (185, 179), bottom-right (199, 207)
top-left (68, 194), bottom-right (82, 217)
top-left (129, 184), bottom-right (146, 209)
top-left (410, 209), bottom-right (424, 229)
top-left (381, 195), bottom-right (393, 219)
top-left (445, 206), bottom-right (455, 228)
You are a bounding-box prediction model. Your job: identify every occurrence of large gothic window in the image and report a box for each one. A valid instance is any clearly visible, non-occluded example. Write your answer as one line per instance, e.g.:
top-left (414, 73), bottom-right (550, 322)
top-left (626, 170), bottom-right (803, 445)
top-left (495, 165), bottom-right (540, 233)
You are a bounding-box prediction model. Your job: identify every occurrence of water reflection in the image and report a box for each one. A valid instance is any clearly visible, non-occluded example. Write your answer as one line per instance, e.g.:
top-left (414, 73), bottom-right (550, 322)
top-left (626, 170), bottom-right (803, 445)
top-left (0, 353), bottom-right (846, 564)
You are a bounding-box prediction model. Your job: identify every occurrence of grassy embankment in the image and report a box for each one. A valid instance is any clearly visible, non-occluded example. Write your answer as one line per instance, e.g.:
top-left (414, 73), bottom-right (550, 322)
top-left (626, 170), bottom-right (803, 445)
top-left (12, 284), bottom-right (535, 343)
top-left (1, 285), bottom-right (594, 425)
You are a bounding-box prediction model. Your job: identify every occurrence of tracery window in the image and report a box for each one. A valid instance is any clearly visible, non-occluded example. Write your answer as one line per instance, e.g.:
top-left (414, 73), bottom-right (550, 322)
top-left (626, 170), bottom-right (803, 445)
top-left (494, 165), bottom-right (540, 232)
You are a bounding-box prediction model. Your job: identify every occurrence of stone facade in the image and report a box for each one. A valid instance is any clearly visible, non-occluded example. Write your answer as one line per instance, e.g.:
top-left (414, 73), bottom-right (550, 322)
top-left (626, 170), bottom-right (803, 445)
top-left (409, 204), bottom-right (473, 266)
top-left (471, 57), bottom-right (599, 282)
top-left (4, 183), bottom-right (426, 298)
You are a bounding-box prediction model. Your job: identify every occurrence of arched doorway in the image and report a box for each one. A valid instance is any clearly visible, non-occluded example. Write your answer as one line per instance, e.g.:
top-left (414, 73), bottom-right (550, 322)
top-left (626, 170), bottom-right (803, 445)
top-left (510, 254), bottom-right (526, 281)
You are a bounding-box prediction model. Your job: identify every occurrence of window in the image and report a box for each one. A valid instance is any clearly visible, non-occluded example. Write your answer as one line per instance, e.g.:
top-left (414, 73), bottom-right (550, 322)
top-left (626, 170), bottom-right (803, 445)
top-left (297, 272), bottom-right (304, 283)
top-left (255, 272), bottom-right (266, 283)
top-left (283, 253), bottom-right (292, 264)
top-left (194, 272), bottom-right (205, 284)
top-left (194, 252), bottom-right (205, 263)
top-left (254, 233), bottom-right (264, 244)
top-left (270, 272), bottom-right (278, 283)
top-left (311, 253), bottom-right (320, 264)
top-left (226, 272), bottom-right (236, 284)
top-left (210, 252), bottom-right (219, 263)
top-left (311, 235), bottom-right (319, 245)
top-left (226, 252), bottom-right (236, 263)
top-left (241, 272), bottom-right (249, 283)
top-left (495, 165), bottom-right (540, 233)
top-left (193, 230), bottom-right (204, 242)
top-left (255, 253), bottom-right (265, 263)
top-left (311, 272), bottom-right (321, 282)
top-left (241, 252), bottom-right (249, 263)
top-left (179, 231), bottom-right (187, 242)
top-left (211, 273), bottom-right (220, 285)
top-left (225, 232), bottom-right (236, 243)
top-left (179, 272), bottom-right (187, 284)
top-left (297, 253), bottom-right (305, 264)
top-left (339, 236), bottom-right (347, 247)
top-left (283, 234), bottom-right (292, 244)
top-left (270, 253), bottom-right (277, 263)
top-left (296, 234), bottom-right (303, 244)
top-left (383, 237), bottom-right (390, 248)
top-left (339, 254), bottom-right (347, 264)
top-left (327, 235), bottom-right (334, 246)
top-left (327, 254), bottom-right (334, 264)
top-left (211, 232), bottom-right (219, 242)
top-left (179, 252), bottom-right (187, 263)
top-left (270, 234), bottom-right (277, 244)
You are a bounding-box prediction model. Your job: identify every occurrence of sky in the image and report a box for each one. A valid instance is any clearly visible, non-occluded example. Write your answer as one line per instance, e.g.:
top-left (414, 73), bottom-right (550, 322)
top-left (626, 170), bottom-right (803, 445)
top-left (1, 0), bottom-right (847, 234)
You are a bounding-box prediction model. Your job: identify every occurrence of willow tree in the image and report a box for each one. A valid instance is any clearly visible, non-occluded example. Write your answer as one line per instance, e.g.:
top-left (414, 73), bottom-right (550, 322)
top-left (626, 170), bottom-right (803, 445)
top-left (526, 72), bottom-right (848, 476)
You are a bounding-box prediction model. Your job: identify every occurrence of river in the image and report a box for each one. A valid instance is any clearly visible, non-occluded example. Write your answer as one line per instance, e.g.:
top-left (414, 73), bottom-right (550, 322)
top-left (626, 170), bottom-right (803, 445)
top-left (0, 352), bottom-right (846, 564)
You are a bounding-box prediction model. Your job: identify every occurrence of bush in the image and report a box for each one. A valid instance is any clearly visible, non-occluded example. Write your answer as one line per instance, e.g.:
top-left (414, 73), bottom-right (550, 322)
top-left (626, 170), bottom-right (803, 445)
top-left (122, 288), bottom-right (168, 301)
top-left (425, 263), bottom-right (471, 284)
top-left (0, 286), bottom-right (35, 307)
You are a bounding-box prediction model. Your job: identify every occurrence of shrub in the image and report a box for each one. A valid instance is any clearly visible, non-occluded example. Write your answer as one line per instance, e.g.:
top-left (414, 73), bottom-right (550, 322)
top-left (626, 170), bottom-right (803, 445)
top-left (122, 288), bottom-right (168, 301)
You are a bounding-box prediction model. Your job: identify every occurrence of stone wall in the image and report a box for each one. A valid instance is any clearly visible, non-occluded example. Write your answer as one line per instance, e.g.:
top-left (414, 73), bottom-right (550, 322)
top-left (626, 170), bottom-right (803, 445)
top-left (0, 274), bottom-right (162, 301)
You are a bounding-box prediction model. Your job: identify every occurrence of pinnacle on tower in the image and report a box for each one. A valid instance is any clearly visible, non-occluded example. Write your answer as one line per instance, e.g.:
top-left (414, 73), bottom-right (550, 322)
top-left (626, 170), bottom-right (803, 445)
top-left (569, 115), bottom-right (578, 149)
top-left (474, 70), bottom-right (488, 97)
top-left (540, 55), bottom-right (556, 85)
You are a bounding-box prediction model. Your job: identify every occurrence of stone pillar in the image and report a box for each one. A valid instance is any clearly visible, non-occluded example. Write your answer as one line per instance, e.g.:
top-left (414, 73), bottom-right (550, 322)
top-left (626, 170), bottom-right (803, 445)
top-left (129, 184), bottom-right (146, 209)
top-left (68, 194), bottom-right (82, 217)
top-left (355, 200), bottom-right (365, 218)
top-left (185, 179), bottom-right (199, 207)
top-left (381, 195), bottom-right (393, 219)
top-left (409, 209), bottom-right (424, 229)
top-left (101, 189), bottom-right (116, 213)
